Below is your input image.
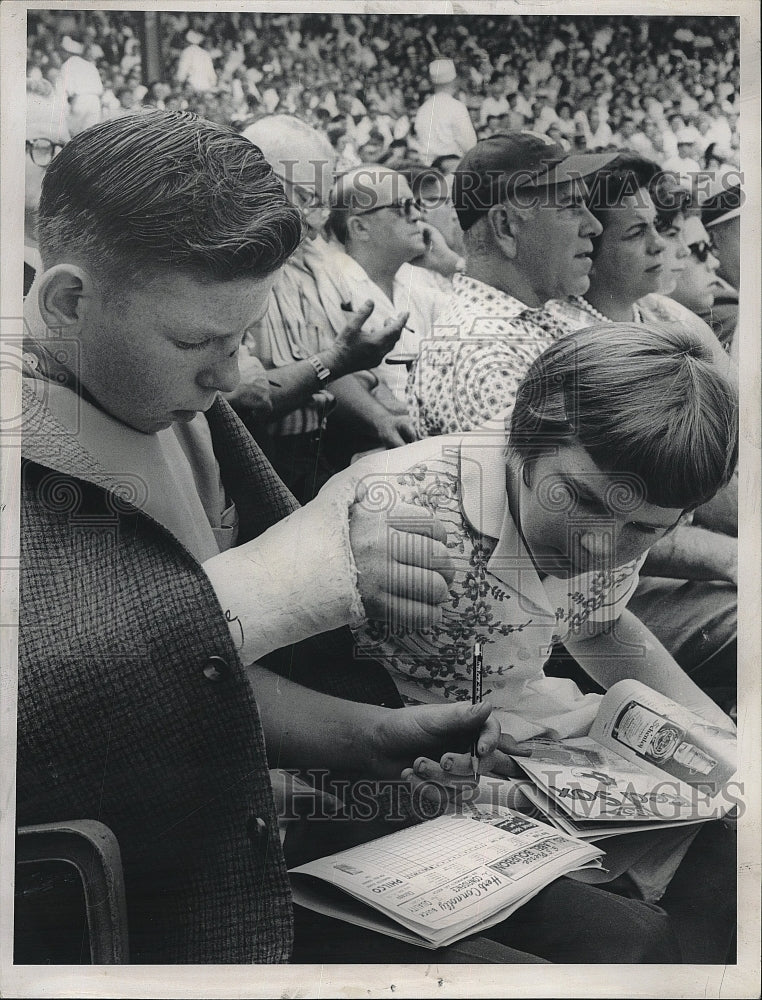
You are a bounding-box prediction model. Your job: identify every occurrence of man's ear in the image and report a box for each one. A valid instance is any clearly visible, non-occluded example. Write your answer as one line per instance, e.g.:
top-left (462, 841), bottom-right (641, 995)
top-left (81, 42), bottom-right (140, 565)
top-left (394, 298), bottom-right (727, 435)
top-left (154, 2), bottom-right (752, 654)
top-left (36, 264), bottom-right (92, 333)
top-left (487, 202), bottom-right (520, 260)
top-left (346, 214), bottom-right (371, 244)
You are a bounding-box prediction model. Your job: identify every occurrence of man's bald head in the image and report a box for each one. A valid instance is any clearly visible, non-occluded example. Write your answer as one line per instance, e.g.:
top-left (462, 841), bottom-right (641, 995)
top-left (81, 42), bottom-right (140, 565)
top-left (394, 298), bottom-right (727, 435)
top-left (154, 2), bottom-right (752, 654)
top-left (327, 165), bottom-right (425, 266)
top-left (27, 80), bottom-right (70, 145)
top-left (330, 165), bottom-right (409, 215)
top-left (242, 114), bottom-right (335, 190)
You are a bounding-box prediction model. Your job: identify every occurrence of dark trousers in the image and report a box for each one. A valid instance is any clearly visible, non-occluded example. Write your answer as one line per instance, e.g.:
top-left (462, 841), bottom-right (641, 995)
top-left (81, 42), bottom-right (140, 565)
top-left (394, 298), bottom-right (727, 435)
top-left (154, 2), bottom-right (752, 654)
top-left (291, 877), bottom-right (678, 964)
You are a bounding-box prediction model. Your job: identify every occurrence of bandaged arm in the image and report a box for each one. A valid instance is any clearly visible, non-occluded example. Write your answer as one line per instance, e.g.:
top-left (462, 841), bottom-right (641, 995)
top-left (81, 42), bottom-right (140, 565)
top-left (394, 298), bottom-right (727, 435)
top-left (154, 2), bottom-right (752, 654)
top-left (202, 481), bottom-right (365, 664)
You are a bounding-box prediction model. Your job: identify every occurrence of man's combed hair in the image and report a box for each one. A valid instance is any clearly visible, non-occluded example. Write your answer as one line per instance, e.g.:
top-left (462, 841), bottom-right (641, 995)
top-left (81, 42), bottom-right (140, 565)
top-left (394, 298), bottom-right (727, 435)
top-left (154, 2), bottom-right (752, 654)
top-left (38, 110), bottom-right (304, 283)
top-left (509, 322), bottom-right (739, 510)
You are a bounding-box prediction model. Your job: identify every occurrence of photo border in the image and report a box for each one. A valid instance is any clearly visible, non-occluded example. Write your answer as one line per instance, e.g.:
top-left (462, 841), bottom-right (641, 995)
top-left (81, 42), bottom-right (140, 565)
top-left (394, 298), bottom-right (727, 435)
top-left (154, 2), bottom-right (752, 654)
top-left (1, 2), bottom-right (759, 996)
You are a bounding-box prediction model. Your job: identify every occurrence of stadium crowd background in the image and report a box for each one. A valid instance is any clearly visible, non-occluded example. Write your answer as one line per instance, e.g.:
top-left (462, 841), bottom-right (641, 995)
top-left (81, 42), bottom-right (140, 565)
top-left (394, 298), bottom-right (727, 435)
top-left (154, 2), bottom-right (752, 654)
top-left (17, 10), bottom-right (745, 967)
top-left (27, 10), bottom-right (740, 179)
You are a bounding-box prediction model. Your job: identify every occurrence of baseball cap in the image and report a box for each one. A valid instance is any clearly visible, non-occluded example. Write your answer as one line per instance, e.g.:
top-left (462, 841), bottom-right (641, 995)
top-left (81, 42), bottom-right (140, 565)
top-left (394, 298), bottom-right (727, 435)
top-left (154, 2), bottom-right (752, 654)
top-left (702, 184), bottom-right (742, 228)
top-left (452, 131), bottom-right (618, 230)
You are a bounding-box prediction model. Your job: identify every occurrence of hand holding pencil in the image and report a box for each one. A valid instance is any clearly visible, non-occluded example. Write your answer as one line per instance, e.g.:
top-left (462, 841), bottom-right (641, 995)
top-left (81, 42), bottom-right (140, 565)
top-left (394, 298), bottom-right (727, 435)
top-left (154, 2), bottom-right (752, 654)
top-left (400, 641), bottom-right (531, 796)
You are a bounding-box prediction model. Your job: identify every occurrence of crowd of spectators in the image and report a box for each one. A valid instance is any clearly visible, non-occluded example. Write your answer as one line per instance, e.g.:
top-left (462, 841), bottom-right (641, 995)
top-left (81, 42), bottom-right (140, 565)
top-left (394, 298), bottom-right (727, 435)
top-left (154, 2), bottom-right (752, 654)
top-left (27, 11), bottom-right (740, 183)
top-left (19, 10), bottom-right (744, 968)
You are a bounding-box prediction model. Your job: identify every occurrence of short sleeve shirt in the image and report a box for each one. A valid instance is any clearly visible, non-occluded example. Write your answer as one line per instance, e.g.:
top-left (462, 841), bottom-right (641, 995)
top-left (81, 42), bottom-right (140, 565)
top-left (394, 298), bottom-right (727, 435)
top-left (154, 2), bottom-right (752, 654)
top-left (406, 274), bottom-right (570, 437)
top-left (346, 434), bottom-right (643, 741)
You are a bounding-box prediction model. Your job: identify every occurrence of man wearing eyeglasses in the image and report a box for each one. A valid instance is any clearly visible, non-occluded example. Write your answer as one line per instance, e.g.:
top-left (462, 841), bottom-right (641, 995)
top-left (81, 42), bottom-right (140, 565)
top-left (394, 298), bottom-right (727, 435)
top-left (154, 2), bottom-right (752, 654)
top-left (235, 115), bottom-right (417, 503)
top-left (324, 165), bottom-right (448, 417)
top-left (24, 78), bottom-right (69, 297)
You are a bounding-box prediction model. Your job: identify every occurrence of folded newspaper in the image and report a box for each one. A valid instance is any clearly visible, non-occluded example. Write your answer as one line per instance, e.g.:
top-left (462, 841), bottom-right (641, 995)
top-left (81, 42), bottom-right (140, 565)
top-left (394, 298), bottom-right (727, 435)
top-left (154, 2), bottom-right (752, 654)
top-left (289, 804), bottom-right (603, 949)
top-left (510, 679), bottom-right (738, 840)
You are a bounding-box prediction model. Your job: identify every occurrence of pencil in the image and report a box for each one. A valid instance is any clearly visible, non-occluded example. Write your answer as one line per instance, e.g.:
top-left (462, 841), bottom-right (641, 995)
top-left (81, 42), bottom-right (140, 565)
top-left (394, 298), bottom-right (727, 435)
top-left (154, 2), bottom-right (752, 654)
top-left (471, 641), bottom-right (483, 781)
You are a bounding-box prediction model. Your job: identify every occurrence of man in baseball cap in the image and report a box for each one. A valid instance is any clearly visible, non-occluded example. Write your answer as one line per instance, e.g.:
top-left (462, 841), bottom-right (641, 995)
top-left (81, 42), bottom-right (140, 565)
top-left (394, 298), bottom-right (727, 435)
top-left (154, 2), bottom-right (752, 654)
top-left (451, 130), bottom-right (618, 229)
top-left (409, 132), bottom-right (618, 437)
top-left (702, 183), bottom-right (741, 289)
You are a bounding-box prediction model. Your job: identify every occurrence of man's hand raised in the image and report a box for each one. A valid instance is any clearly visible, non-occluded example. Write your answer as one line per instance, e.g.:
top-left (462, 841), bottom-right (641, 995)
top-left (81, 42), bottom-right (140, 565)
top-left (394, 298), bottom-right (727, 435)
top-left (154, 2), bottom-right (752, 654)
top-left (329, 300), bottom-right (407, 374)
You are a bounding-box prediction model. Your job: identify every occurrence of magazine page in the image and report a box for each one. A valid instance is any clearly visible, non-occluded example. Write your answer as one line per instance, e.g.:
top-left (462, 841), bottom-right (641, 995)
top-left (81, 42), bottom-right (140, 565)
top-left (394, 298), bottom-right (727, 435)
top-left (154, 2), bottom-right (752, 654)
top-left (517, 776), bottom-right (716, 840)
top-left (289, 807), bottom-right (603, 948)
top-left (588, 679), bottom-right (737, 794)
top-left (513, 736), bottom-right (727, 824)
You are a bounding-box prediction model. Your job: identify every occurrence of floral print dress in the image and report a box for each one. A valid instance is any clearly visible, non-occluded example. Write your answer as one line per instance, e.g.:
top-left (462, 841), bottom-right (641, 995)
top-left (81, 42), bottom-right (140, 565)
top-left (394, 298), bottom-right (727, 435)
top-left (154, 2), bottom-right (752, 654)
top-left (350, 435), bottom-right (643, 741)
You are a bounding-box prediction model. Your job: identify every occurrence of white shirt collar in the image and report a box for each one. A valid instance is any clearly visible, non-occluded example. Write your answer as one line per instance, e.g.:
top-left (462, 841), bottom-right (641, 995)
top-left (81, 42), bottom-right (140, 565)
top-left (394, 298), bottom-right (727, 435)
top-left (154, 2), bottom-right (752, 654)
top-left (458, 428), bottom-right (554, 616)
top-left (458, 423), bottom-right (511, 539)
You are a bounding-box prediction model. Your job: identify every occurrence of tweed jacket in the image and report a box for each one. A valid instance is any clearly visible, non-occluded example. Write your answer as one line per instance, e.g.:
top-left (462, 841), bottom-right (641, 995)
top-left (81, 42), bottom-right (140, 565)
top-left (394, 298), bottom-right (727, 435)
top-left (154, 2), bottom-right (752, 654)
top-left (17, 383), bottom-right (301, 963)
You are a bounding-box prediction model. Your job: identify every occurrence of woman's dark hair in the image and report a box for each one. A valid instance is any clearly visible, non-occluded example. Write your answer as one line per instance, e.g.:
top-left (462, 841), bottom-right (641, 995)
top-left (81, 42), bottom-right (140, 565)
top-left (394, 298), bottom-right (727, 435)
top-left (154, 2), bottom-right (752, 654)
top-left (584, 153), bottom-right (663, 259)
top-left (649, 171), bottom-right (692, 230)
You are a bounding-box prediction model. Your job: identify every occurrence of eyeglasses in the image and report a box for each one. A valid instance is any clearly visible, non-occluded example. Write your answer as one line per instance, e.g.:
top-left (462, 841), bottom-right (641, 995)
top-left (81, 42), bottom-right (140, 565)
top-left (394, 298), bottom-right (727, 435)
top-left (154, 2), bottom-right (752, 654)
top-left (25, 137), bottom-right (66, 167)
top-left (273, 173), bottom-right (324, 212)
top-left (418, 194), bottom-right (455, 211)
top-left (688, 239), bottom-right (717, 262)
top-left (352, 197), bottom-right (422, 220)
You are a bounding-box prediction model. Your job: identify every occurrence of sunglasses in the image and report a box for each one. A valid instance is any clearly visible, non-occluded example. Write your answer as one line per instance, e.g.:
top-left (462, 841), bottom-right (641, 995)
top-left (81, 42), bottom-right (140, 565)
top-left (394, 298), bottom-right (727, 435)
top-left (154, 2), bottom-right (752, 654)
top-left (352, 197), bottom-right (422, 220)
top-left (25, 137), bottom-right (66, 167)
top-left (688, 239), bottom-right (717, 263)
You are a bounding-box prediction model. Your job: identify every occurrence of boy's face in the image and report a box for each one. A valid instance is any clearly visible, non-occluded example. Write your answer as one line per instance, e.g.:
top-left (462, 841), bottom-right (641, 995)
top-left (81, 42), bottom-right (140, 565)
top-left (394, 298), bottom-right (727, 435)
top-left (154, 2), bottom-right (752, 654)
top-left (514, 444), bottom-right (683, 578)
top-left (70, 269), bottom-right (276, 434)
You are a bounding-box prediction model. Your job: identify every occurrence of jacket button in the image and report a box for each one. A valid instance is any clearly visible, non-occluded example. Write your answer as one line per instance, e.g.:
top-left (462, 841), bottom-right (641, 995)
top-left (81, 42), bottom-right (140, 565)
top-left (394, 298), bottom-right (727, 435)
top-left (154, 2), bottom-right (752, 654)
top-left (202, 655), bottom-right (230, 682)
top-left (247, 814), bottom-right (269, 842)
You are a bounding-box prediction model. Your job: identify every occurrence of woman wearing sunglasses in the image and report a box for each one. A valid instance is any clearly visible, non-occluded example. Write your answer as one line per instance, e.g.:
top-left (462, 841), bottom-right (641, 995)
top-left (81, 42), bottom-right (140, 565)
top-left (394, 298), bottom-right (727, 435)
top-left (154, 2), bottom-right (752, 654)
top-left (544, 154), bottom-right (738, 721)
top-left (669, 214), bottom-right (726, 320)
top-left (638, 178), bottom-right (736, 356)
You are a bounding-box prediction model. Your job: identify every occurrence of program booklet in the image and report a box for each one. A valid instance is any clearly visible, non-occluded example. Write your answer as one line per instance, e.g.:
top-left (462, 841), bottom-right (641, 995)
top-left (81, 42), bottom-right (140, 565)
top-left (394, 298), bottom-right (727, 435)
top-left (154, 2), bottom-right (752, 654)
top-left (510, 679), bottom-right (738, 840)
top-left (289, 804), bottom-right (604, 949)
